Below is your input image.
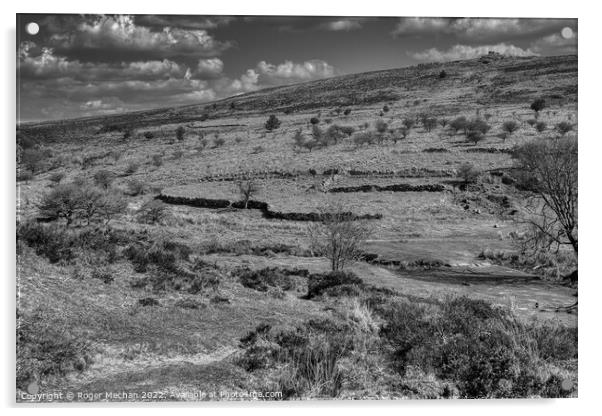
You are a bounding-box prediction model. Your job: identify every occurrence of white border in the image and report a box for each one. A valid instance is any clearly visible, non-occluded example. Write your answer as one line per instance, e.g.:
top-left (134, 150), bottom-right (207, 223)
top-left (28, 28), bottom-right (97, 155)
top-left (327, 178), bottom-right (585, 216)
top-left (2, 1), bottom-right (600, 415)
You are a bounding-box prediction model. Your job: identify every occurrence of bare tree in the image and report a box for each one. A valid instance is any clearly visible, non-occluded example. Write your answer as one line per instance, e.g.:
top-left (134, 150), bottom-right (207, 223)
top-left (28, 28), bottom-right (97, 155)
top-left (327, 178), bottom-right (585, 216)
top-left (512, 137), bottom-right (578, 256)
top-left (237, 179), bottom-right (259, 209)
top-left (308, 202), bottom-right (371, 271)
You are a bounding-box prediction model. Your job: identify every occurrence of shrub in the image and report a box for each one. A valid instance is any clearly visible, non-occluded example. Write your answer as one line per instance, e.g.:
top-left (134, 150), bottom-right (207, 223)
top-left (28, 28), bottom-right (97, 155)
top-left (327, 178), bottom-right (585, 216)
top-left (20, 148), bottom-right (47, 173)
top-left (310, 117), bottom-right (320, 125)
top-left (402, 118), bottom-right (415, 130)
top-left (143, 131), bottom-right (154, 140)
top-left (535, 121), bottom-right (547, 133)
top-left (39, 183), bottom-right (84, 226)
top-left (423, 117), bottom-right (437, 132)
top-left (137, 200), bottom-right (167, 224)
top-left (213, 137), bottom-right (225, 148)
top-left (17, 309), bottom-right (92, 389)
top-left (449, 116), bottom-right (468, 135)
top-left (374, 119), bottom-right (388, 134)
top-left (126, 179), bottom-right (146, 196)
top-left (352, 131), bottom-right (374, 147)
top-left (48, 171), bottom-right (65, 184)
top-left (457, 163), bottom-right (481, 184)
top-left (466, 130), bottom-right (485, 145)
top-left (526, 119), bottom-right (537, 127)
top-left (502, 120), bottom-right (519, 136)
top-left (151, 154), bottom-right (163, 167)
top-left (324, 125), bottom-right (347, 145)
top-left (530, 98), bottom-right (546, 113)
top-left (382, 105), bottom-right (390, 113)
top-left (265, 115), bottom-right (281, 131)
top-left (374, 296), bottom-right (567, 398)
top-left (306, 271), bottom-right (364, 298)
top-left (343, 109), bottom-right (351, 116)
top-left (237, 267), bottom-right (295, 292)
top-left (555, 122), bottom-right (573, 136)
top-left (175, 126), bottom-right (185, 142)
top-left (93, 169), bottom-right (115, 189)
top-left (17, 169), bottom-right (34, 182)
top-left (467, 118), bottom-right (491, 136)
top-left (125, 162), bottom-right (139, 175)
top-left (439, 69), bottom-right (447, 78)
top-left (17, 222), bottom-right (75, 263)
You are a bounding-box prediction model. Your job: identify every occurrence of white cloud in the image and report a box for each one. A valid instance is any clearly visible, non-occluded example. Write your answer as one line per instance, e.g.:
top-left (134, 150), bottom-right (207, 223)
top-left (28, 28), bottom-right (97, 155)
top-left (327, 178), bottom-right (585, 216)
top-left (49, 15), bottom-right (230, 56)
top-left (410, 43), bottom-right (537, 62)
top-left (255, 60), bottom-right (335, 85)
top-left (321, 19), bottom-right (363, 31)
top-left (196, 58), bottom-right (224, 77)
top-left (393, 17), bottom-right (571, 40)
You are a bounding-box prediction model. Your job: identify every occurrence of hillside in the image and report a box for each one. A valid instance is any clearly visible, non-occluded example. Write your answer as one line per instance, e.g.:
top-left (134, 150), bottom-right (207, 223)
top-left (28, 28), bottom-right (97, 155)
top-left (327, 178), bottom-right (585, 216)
top-left (16, 53), bottom-right (578, 401)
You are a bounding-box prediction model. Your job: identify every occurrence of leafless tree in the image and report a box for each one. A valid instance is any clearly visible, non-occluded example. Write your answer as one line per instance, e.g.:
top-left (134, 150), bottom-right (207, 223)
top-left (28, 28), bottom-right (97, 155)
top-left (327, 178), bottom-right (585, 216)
top-left (308, 202), bottom-right (371, 271)
top-left (237, 179), bottom-right (259, 209)
top-left (512, 137), bottom-right (578, 256)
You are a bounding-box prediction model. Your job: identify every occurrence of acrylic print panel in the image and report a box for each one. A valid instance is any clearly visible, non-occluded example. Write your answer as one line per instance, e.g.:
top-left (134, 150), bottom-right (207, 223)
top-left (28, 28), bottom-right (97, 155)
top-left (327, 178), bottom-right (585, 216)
top-left (16, 14), bottom-right (578, 402)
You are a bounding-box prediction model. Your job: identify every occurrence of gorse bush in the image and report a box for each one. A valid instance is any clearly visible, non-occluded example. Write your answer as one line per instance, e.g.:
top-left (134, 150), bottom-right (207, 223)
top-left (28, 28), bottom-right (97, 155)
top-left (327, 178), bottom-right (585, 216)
top-left (457, 163), bottom-right (480, 185)
top-left (375, 296), bottom-right (576, 398)
top-left (530, 98), bottom-right (546, 114)
top-left (306, 271), bottom-right (364, 298)
top-left (555, 121), bottom-right (573, 136)
top-left (265, 115), bottom-right (281, 131)
top-left (93, 169), bottom-right (115, 189)
top-left (237, 267), bottom-right (296, 292)
top-left (17, 222), bottom-right (75, 263)
top-left (175, 126), bottom-right (185, 141)
top-left (17, 309), bottom-right (93, 389)
top-left (502, 120), bottom-right (519, 136)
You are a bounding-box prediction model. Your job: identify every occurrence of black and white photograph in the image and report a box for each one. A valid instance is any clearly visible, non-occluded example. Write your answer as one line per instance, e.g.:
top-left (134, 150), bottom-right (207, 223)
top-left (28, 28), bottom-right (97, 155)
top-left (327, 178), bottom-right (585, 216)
top-left (14, 8), bottom-right (580, 404)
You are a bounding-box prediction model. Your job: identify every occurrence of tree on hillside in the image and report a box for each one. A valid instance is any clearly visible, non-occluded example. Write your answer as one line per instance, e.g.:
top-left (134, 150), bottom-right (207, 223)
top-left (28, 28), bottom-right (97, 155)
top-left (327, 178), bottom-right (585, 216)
top-left (265, 115), bottom-right (281, 131)
top-left (308, 202), bottom-right (371, 271)
top-left (530, 98), bottom-right (546, 115)
top-left (512, 137), bottom-right (578, 257)
top-left (237, 179), bottom-right (259, 209)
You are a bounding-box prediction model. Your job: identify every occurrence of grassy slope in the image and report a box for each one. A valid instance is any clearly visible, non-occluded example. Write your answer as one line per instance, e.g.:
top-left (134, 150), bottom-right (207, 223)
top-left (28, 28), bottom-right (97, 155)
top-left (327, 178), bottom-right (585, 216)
top-left (17, 54), bottom-right (578, 399)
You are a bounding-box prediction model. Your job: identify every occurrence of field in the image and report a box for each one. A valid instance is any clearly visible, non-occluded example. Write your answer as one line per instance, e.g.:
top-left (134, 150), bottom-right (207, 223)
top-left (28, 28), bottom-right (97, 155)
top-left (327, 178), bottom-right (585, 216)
top-left (16, 53), bottom-right (578, 400)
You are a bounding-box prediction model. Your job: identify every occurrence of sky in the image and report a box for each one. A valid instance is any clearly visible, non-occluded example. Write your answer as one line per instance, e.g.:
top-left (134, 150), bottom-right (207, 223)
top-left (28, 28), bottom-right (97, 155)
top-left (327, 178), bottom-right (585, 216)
top-left (16, 14), bottom-right (577, 122)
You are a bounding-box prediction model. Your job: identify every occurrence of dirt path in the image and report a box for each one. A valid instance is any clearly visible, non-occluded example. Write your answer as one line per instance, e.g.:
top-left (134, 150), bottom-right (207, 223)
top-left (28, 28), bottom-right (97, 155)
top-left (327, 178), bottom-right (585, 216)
top-left (352, 262), bottom-right (577, 326)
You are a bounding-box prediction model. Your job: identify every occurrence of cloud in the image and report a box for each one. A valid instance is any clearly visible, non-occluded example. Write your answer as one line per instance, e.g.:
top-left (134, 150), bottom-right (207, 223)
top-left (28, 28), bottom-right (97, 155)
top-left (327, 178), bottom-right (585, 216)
top-left (135, 15), bottom-right (234, 30)
top-left (320, 19), bottom-right (363, 31)
top-left (530, 31), bottom-right (577, 55)
top-left (18, 44), bottom-right (187, 80)
top-left (48, 15), bottom-right (231, 57)
top-left (410, 43), bottom-right (537, 62)
top-left (393, 17), bottom-right (571, 40)
top-left (255, 59), bottom-right (336, 85)
top-left (196, 58), bottom-right (224, 77)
